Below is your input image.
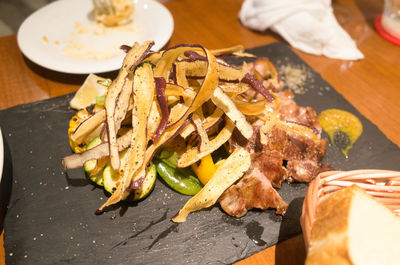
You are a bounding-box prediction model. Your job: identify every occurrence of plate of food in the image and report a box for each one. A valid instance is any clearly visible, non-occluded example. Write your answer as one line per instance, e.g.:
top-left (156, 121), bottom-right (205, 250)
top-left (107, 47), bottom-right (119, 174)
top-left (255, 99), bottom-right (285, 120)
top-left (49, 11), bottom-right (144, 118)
top-left (2, 42), bottom-right (400, 265)
top-left (17, 0), bottom-right (174, 74)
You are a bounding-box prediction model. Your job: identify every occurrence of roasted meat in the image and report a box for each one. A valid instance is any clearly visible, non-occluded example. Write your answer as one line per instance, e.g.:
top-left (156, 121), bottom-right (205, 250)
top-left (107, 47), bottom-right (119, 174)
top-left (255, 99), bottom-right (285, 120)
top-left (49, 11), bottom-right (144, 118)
top-left (219, 167), bottom-right (288, 218)
top-left (278, 90), bottom-right (322, 135)
top-left (220, 88), bottom-right (329, 218)
top-left (264, 127), bottom-right (328, 183)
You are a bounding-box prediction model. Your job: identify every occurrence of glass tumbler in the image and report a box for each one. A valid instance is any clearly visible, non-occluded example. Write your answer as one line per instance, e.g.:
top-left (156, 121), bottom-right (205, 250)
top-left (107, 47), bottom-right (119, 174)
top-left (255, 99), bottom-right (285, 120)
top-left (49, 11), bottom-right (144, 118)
top-left (382, 0), bottom-right (400, 39)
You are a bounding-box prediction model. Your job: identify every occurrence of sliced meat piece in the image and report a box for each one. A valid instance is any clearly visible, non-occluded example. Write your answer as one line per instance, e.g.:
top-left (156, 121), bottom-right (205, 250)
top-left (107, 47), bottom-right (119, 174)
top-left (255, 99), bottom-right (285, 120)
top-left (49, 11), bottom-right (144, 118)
top-left (287, 160), bottom-right (321, 183)
top-left (250, 150), bottom-right (287, 188)
top-left (230, 121), bottom-right (288, 187)
top-left (219, 167), bottom-right (288, 218)
top-left (265, 126), bottom-right (304, 161)
top-left (223, 87), bottom-right (329, 218)
top-left (229, 120), bottom-right (263, 154)
top-left (264, 127), bottom-right (328, 183)
top-left (278, 90), bottom-right (322, 135)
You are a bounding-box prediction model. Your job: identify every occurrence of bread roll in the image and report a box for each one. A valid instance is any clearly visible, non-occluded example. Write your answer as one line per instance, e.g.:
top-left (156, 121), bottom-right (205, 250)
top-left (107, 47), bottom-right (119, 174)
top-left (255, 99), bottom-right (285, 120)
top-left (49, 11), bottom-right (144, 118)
top-left (306, 186), bottom-right (400, 265)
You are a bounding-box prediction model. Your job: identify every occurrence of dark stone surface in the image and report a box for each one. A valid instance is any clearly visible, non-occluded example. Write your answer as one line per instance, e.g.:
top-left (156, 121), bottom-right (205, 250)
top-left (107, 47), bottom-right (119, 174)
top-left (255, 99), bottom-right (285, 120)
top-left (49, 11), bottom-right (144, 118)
top-left (1, 42), bottom-right (399, 265)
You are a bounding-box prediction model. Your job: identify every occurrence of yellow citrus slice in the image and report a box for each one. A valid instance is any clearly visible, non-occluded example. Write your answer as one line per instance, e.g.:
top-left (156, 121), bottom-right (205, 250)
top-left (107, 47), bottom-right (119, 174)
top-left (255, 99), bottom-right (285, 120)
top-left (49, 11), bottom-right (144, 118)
top-left (70, 73), bottom-right (108, 110)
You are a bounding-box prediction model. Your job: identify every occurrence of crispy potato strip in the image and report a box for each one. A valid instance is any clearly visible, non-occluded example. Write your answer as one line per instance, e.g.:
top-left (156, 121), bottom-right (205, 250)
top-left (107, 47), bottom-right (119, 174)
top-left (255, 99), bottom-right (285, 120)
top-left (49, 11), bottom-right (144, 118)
top-left (147, 100), bottom-right (161, 140)
top-left (219, 82), bottom-right (251, 96)
top-left (180, 108), bottom-right (224, 139)
top-left (165, 83), bottom-right (196, 100)
top-left (277, 121), bottom-right (321, 142)
top-left (98, 44), bottom-right (219, 211)
top-left (210, 45), bottom-right (245, 56)
top-left (168, 103), bottom-right (190, 125)
top-left (211, 87), bottom-right (253, 139)
top-left (174, 62), bottom-right (189, 87)
top-left (114, 76), bottom-right (133, 131)
top-left (177, 60), bottom-right (247, 82)
top-left (192, 111), bottom-right (209, 152)
top-left (105, 41), bottom-right (154, 170)
top-left (154, 45), bottom-right (203, 80)
top-left (99, 63), bottom-right (155, 210)
top-left (172, 148), bottom-right (251, 223)
top-left (178, 118), bottom-right (235, 168)
top-left (71, 109), bottom-right (106, 144)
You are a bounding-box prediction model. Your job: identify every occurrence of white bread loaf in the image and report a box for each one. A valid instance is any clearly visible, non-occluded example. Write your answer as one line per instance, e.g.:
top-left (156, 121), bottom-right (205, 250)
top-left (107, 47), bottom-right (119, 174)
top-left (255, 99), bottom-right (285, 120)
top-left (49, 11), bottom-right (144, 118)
top-left (306, 186), bottom-right (400, 265)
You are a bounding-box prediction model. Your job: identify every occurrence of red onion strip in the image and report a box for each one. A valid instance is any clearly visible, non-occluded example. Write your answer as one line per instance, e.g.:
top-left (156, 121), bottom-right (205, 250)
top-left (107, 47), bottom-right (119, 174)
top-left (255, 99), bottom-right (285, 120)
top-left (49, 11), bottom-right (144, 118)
top-left (184, 50), bottom-right (207, 61)
top-left (120, 45), bottom-right (131, 53)
top-left (241, 73), bottom-right (274, 102)
top-left (153, 77), bottom-right (170, 142)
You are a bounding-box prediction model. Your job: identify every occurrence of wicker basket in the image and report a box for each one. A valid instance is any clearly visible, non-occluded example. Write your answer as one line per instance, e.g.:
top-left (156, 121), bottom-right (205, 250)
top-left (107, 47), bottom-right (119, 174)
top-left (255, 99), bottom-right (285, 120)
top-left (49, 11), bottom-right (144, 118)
top-left (300, 169), bottom-right (400, 249)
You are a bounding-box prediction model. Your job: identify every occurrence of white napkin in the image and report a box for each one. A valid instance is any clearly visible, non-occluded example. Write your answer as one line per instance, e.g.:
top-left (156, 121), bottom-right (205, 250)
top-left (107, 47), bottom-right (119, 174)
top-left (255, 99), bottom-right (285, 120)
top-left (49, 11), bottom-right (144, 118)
top-left (239, 0), bottom-right (364, 60)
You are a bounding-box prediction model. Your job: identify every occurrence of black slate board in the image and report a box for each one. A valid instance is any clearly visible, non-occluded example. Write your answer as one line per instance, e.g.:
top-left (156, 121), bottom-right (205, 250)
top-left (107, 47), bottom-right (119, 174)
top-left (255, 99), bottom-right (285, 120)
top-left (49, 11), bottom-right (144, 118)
top-left (1, 43), bottom-right (400, 265)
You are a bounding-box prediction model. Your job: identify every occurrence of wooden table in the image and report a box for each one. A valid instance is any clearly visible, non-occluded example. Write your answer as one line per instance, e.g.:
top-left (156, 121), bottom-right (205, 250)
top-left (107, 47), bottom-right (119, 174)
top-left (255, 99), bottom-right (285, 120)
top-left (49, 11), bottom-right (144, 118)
top-left (1, 0), bottom-right (399, 264)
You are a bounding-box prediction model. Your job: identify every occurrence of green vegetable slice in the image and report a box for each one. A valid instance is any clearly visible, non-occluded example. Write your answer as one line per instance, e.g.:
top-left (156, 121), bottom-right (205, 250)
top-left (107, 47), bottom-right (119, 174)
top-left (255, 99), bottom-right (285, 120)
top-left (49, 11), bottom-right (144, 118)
top-left (155, 149), bottom-right (203, 195)
top-left (103, 150), bottom-right (156, 201)
top-left (103, 165), bottom-right (120, 194)
top-left (133, 163), bottom-right (157, 200)
top-left (155, 161), bottom-right (202, 196)
top-left (84, 136), bottom-right (105, 186)
top-left (103, 149), bottom-right (129, 194)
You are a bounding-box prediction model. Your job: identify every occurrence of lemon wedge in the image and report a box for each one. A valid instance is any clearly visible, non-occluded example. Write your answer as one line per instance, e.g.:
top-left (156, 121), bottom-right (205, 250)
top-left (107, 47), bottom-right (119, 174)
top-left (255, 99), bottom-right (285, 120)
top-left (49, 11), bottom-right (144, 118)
top-left (70, 73), bottom-right (108, 110)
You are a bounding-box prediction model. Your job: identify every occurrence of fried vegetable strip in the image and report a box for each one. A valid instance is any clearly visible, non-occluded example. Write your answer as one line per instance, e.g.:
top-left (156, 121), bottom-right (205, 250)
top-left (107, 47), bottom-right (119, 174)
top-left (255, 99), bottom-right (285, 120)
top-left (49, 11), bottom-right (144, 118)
top-left (100, 63), bottom-right (155, 210)
top-left (192, 111), bottom-right (209, 152)
top-left (154, 44), bottom-right (203, 80)
top-left (174, 62), bottom-right (189, 87)
top-left (62, 130), bottom-right (132, 169)
top-left (219, 82), bottom-right (251, 95)
top-left (178, 118), bottom-right (235, 168)
top-left (114, 76), bottom-right (133, 131)
top-left (71, 109), bottom-right (106, 144)
top-left (153, 77), bottom-right (169, 142)
top-left (147, 101), bottom-right (162, 140)
top-left (211, 87), bottom-right (253, 139)
top-left (172, 148), bottom-right (251, 223)
top-left (105, 41), bottom-right (154, 170)
top-left (277, 121), bottom-right (321, 142)
top-left (165, 83), bottom-right (196, 100)
top-left (180, 108), bottom-right (224, 138)
top-left (210, 45), bottom-right (245, 56)
top-left (168, 103), bottom-right (190, 126)
top-left (233, 96), bottom-right (266, 115)
top-left (98, 44), bottom-right (219, 211)
top-left (177, 60), bottom-right (246, 82)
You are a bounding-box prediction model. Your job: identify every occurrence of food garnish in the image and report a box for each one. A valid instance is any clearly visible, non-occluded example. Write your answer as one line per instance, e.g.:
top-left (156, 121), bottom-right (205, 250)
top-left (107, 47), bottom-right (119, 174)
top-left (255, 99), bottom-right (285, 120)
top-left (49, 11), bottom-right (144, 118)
top-left (63, 41), bottom-right (328, 222)
top-left (318, 109), bottom-right (363, 157)
top-left (69, 73), bottom-right (109, 110)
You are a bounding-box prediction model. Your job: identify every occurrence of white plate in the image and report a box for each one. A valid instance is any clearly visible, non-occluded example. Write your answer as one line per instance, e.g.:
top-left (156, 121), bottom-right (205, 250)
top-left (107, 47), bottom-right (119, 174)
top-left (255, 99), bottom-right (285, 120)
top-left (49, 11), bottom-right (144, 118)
top-left (17, 0), bottom-right (174, 74)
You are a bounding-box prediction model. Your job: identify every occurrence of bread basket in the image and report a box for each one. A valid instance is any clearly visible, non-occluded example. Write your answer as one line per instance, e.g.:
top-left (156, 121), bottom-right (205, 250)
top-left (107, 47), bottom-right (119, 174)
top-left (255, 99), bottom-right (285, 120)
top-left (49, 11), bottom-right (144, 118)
top-left (300, 169), bottom-right (400, 249)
